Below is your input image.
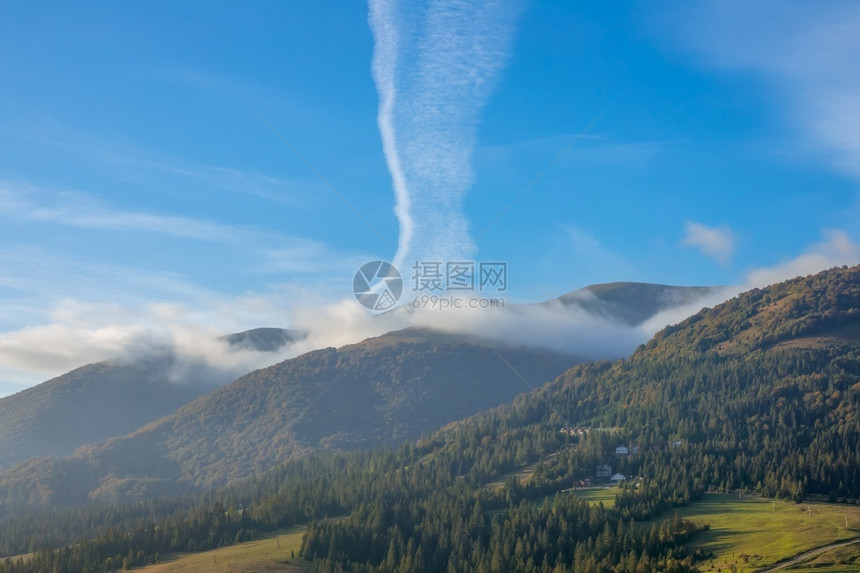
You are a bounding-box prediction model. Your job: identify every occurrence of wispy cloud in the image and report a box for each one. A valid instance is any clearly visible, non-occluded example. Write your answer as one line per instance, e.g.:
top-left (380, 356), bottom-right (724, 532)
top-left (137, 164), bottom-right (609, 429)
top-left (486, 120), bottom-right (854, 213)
top-left (681, 221), bottom-right (736, 264)
top-left (560, 225), bottom-right (637, 281)
top-left (3, 116), bottom-right (314, 204)
top-left (0, 246), bottom-right (214, 306)
top-left (23, 201), bottom-right (238, 243)
top-left (369, 0), bottom-right (523, 268)
top-left (0, 178), bottom-right (375, 392)
top-left (643, 228), bottom-right (859, 335)
top-left (255, 244), bottom-right (369, 276)
top-left (3, 226), bottom-right (856, 398)
top-left (0, 297), bottom-right (304, 396)
top-left (670, 2), bottom-right (860, 181)
top-left (0, 179), bottom-right (335, 247)
top-left (744, 229), bottom-right (859, 289)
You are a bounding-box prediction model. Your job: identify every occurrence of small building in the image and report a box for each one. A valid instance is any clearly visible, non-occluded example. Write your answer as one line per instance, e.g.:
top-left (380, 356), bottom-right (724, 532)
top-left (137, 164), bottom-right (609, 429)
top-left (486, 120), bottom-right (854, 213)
top-left (611, 473), bottom-right (627, 485)
top-left (615, 445), bottom-right (629, 456)
top-left (596, 464), bottom-right (612, 478)
top-left (560, 426), bottom-right (590, 436)
top-left (671, 439), bottom-right (682, 449)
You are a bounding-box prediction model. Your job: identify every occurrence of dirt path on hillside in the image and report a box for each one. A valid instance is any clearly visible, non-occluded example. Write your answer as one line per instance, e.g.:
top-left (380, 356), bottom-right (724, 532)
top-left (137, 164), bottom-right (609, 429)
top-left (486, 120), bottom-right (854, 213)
top-left (757, 536), bottom-right (860, 572)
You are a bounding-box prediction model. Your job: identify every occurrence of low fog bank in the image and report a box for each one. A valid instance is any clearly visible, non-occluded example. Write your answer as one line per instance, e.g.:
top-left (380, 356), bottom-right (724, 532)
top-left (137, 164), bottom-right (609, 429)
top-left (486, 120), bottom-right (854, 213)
top-left (0, 290), bottom-right (701, 397)
top-left (285, 288), bottom-right (719, 365)
top-left (0, 231), bottom-right (856, 397)
top-left (289, 231), bottom-right (859, 363)
top-left (0, 303), bottom-right (302, 398)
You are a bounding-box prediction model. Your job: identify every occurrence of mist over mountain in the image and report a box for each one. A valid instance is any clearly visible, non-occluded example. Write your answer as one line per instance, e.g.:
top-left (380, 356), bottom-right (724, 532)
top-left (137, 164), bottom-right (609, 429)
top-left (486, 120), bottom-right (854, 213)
top-left (0, 328), bottom-right (580, 506)
top-left (1, 267), bottom-right (857, 572)
top-left (291, 265), bottom-right (860, 571)
top-left (219, 327), bottom-right (307, 352)
top-left (546, 282), bottom-right (720, 327)
top-left (398, 283), bottom-right (723, 361)
top-left (0, 283), bottom-right (717, 507)
top-left (1, 2), bottom-right (857, 569)
top-left (0, 328), bottom-right (298, 472)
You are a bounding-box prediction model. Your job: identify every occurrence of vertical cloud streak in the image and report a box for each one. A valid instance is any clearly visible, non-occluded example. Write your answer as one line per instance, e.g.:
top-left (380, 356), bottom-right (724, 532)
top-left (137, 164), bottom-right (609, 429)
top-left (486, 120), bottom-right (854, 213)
top-left (369, 0), bottom-right (522, 269)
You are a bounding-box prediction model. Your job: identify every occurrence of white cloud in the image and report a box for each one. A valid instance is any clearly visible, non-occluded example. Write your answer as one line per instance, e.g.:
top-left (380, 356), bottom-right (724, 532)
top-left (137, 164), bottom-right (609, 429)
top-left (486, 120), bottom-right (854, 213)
top-left (0, 180), bottom-right (369, 289)
top-left (0, 318), bottom-right (152, 376)
top-left (647, 228), bottom-right (860, 332)
top-left (1, 202), bottom-right (855, 400)
top-left (3, 229), bottom-right (856, 399)
top-left (0, 178), bottom-right (378, 395)
top-left (681, 221), bottom-right (736, 264)
top-left (0, 300), bottom-right (276, 393)
top-left (0, 180), bottom-right (266, 243)
top-left (0, 288), bottom-right (324, 397)
top-left (286, 293), bottom-right (663, 370)
top-left (0, 238), bottom-right (373, 380)
top-left (671, 2), bottom-right (860, 181)
top-left (31, 204), bottom-right (238, 242)
top-left (744, 229), bottom-right (860, 289)
top-left (369, 0), bottom-right (523, 268)
top-left (4, 118), bottom-right (314, 205)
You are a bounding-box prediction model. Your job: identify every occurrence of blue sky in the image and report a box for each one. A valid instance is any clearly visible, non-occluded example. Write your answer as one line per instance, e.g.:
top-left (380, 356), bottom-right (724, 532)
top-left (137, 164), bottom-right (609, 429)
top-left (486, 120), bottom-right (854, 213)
top-left (1, 1), bottom-right (858, 391)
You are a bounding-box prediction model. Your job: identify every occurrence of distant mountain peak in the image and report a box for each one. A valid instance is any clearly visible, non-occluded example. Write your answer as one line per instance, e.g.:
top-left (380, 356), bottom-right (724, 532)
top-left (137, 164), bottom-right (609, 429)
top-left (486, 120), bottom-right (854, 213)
top-left (221, 327), bottom-right (308, 352)
top-left (0, 326), bottom-right (305, 474)
top-left (546, 281), bottom-right (720, 326)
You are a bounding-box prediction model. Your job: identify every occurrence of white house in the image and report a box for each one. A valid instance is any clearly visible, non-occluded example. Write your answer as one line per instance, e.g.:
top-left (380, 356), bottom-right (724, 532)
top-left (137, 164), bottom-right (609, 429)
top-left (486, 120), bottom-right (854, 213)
top-left (615, 445), bottom-right (629, 456)
top-left (611, 473), bottom-right (627, 484)
top-left (596, 464), bottom-right (612, 478)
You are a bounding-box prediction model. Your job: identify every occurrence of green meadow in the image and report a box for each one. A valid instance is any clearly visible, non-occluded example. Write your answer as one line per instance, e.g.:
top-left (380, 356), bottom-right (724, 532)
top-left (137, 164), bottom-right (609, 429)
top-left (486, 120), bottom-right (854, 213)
top-left (665, 494), bottom-right (860, 572)
top-left (134, 526), bottom-right (308, 573)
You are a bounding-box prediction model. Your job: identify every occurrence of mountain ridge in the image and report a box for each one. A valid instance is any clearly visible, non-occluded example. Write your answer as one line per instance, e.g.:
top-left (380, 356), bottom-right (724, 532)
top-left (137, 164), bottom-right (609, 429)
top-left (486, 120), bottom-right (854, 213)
top-left (1, 266), bottom-right (857, 571)
top-left (0, 330), bottom-right (581, 506)
top-left (0, 282), bottom-right (721, 507)
top-left (545, 281), bottom-right (720, 326)
top-left (0, 328), bottom-right (298, 472)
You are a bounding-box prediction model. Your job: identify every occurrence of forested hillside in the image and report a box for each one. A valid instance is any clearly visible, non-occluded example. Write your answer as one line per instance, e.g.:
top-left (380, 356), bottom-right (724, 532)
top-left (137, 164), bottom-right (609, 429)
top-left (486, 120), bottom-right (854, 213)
top-left (0, 329), bottom-right (579, 507)
top-left (0, 328), bottom-right (299, 473)
top-left (0, 282), bottom-right (712, 504)
top-left (0, 266), bottom-right (857, 572)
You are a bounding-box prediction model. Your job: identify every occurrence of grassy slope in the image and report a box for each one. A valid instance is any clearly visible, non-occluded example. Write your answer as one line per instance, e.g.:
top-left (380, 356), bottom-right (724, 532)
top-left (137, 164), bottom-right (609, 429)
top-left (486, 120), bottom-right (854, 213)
top-left (134, 526), bottom-right (309, 573)
top-left (660, 494), bottom-right (860, 572)
top-left (535, 487), bottom-right (860, 571)
top-left (130, 491), bottom-right (860, 573)
top-left (570, 487), bottom-right (618, 508)
top-left (785, 542), bottom-right (860, 571)
top-left (547, 489), bottom-right (860, 571)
